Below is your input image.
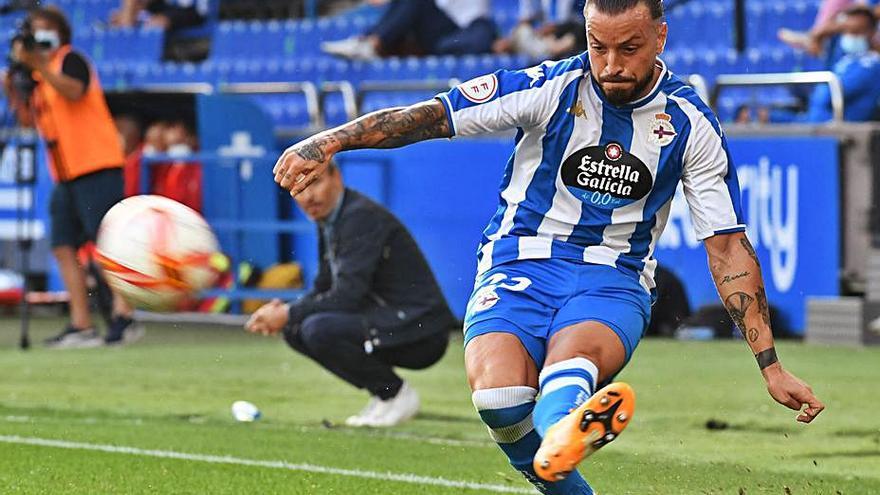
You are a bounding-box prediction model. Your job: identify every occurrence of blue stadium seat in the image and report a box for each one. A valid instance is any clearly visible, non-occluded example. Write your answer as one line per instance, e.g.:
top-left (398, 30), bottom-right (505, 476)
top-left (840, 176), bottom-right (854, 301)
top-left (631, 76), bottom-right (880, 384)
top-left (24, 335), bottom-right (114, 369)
top-left (323, 91), bottom-right (349, 126)
top-left (667, 0), bottom-right (733, 51)
top-left (493, 8), bottom-right (520, 36)
top-left (83, 27), bottom-right (162, 64)
top-left (360, 92), bottom-right (393, 114)
top-left (213, 21), bottom-right (249, 60)
top-left (95, 60), bottom-right (129, 89)
top-left (747, 0), bottom-right (818, 50)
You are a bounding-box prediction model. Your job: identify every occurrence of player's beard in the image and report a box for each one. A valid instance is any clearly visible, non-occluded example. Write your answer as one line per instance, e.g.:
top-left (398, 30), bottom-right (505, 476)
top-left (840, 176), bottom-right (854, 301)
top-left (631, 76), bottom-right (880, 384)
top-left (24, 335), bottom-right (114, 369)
top-left (601, 69), bottom-right (656, 106)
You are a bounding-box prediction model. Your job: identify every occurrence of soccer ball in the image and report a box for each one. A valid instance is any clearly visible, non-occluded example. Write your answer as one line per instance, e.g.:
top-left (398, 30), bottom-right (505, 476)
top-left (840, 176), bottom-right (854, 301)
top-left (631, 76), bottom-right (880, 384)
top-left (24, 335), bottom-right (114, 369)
top-left (96, 195), bottom-right (221, 311)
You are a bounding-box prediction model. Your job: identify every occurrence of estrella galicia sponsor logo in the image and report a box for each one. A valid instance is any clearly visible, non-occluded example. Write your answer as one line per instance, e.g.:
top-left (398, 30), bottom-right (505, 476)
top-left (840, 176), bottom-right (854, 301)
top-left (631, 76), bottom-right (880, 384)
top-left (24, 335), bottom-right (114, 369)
top-left (561, 142), bottom-right (653, 208)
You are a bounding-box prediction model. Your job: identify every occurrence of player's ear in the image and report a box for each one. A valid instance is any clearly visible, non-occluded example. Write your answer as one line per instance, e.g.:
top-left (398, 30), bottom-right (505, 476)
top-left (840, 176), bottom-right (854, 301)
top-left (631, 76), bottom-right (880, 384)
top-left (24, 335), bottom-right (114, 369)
top-left (656, 21), bottom-right (668, 55)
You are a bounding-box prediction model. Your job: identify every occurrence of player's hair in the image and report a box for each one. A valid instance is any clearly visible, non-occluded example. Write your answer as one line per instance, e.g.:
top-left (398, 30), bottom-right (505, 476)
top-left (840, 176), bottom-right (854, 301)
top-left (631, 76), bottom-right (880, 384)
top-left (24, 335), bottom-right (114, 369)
top-left (843, 5), bottom-right (878, 30)
top-left (585, 0), bottom-right (664, 20)
top-left (29, 7), bottom-right (73, 45)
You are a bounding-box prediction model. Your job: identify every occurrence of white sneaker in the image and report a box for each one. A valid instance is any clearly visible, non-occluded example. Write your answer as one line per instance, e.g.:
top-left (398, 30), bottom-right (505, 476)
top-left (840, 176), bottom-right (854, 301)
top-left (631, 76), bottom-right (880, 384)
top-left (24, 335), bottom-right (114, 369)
top-left (321, 37), bottom-right (378, 61)
top-left (345, 396), bottom-right (381, 427)
top-left (360, 382), bottom-right (420, 427)
top-left (45, 327), bottom-right (104, 349)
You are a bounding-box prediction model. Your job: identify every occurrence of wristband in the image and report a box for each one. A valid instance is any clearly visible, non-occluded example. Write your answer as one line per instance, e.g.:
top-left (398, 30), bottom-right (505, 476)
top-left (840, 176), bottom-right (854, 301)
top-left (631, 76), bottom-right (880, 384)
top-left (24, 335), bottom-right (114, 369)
top-left (755, 347), bottom-right (778, 370)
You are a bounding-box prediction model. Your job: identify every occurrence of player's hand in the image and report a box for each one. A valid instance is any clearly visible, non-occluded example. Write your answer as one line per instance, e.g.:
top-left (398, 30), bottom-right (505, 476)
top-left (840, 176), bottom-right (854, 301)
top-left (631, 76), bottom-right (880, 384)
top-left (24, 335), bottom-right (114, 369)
top-left (762, 364), bottom-right (824, 423)
top-left (273, 134), bottom-right (338, 196)
top-left (244, 299), bottom-right (289, 336)
top-left (12, 43), bottom-right (46, 72)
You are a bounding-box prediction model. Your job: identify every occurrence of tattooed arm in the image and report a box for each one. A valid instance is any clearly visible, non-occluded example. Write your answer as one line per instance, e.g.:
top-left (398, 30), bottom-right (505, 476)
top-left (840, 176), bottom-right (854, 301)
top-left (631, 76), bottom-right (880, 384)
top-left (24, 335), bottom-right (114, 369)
top-left (273, 99), bottom-right (451, 195)
top-left (704, 231), bottom-right (824, 424)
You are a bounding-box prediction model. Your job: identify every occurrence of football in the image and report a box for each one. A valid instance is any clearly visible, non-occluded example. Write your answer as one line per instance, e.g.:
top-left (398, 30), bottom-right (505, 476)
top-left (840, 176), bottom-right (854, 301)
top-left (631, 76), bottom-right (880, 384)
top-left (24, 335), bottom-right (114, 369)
top-left (95, 195), bottom-right (221, 311)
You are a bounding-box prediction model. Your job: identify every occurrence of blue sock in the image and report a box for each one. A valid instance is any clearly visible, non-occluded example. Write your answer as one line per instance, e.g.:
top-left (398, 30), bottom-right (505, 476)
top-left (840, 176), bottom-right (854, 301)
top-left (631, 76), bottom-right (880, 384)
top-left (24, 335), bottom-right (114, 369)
top-left (472, 386), bottom-right (594, 495)
top-left (533, 357), bottom-right (599, 438)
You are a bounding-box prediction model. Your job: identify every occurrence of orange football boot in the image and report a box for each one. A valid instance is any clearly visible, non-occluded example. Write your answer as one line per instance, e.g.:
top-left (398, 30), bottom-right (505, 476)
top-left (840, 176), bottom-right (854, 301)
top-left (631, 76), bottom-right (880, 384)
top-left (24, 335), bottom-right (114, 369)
top-left (533, 382), bottom-right (635, 481)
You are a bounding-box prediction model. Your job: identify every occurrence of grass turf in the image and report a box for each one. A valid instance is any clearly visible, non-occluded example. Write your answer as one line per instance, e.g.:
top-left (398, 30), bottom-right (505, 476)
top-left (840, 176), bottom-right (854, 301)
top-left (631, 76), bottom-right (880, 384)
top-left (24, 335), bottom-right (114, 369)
top-left (0, 317), bottom-right (878, 494)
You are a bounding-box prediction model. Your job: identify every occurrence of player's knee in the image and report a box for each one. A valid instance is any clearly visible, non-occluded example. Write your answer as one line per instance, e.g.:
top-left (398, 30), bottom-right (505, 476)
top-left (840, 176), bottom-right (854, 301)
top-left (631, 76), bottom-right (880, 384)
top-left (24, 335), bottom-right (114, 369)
top-left (465, 333), bottom-right (537, 390)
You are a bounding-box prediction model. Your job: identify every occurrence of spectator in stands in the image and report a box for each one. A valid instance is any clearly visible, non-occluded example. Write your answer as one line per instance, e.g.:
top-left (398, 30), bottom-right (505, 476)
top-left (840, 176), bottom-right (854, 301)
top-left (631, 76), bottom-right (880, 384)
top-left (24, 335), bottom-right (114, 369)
top-left (115, 114), bottom-right (146, 197)
top-left (733, 104), bottom-right (770, 125)
top-left (493, 0), bottom-right (587, 60)
top-left (2, 7), bottom-right (142, 347)
top-left (115, 114), bottom-right (143, 158)
top-left (245, 163), bottom-right (455, 427)
top-left (804, 5), bottom-right (880, 121)
top-left (142, 120), bottom-right (169, 155)
top-left (779, 0), bottom-right (880, 61)
top-left (125, 119), bottom-right (202, 211)
top-left (163, 120), bottom-right (198, 157)
top-left (111, 0), bottom-right (208, 32)
top-left (321, 0), bottom-right (497, 60)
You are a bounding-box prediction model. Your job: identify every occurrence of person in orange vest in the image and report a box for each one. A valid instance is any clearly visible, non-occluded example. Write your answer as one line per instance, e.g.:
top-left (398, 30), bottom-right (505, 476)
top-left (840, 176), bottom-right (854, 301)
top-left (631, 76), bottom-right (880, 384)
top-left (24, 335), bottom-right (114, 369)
top-left (3, 7), bottom-right (143, 348)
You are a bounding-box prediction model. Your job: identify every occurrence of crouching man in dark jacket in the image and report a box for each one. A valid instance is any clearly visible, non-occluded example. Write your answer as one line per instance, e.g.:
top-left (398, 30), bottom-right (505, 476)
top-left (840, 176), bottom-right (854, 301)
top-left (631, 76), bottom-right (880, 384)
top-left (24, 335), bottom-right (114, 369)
top-left (246, 163), bottom-right (455, 427)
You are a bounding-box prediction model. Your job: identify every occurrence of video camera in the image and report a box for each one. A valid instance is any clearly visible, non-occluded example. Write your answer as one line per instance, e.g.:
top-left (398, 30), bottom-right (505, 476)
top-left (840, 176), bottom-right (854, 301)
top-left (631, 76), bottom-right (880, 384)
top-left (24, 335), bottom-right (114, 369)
top-left (7, 20), bottom-right (38, 99)
top-left (3, 0), bottom-right (43, 100)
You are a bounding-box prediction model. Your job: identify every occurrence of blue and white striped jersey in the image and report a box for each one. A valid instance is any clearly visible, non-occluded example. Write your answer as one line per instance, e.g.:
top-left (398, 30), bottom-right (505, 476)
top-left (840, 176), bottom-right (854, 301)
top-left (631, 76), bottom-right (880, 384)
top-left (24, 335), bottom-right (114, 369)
top-left (436, 53), bottom-right (745, 294)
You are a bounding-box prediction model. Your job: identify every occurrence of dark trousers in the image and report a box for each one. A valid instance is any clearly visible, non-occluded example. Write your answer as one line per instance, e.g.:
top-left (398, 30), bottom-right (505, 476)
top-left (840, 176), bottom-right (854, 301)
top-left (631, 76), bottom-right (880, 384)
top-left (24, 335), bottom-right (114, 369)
top-left (368, 0), bottom-right (496, 55)
top-left (283, 312), bottom-right (449, 400)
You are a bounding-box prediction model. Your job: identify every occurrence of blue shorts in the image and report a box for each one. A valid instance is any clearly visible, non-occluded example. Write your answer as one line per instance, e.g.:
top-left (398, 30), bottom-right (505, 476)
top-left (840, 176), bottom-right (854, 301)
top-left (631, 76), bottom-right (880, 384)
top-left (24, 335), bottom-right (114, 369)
top-left (463, 258), bottom-right (651, 370)
top-left (50, 168), bottom-right (123, 248)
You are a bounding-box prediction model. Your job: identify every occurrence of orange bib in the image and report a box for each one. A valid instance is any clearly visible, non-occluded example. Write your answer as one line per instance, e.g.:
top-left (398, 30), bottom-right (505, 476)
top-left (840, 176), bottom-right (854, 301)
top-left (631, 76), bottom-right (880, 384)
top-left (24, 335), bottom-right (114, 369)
top-left (33, 46), bottom-right (124, 182)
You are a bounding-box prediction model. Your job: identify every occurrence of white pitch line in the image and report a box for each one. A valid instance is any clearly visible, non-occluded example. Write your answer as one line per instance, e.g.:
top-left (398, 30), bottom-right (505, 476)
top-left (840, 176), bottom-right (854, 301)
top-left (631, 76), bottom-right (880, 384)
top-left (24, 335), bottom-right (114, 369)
top-left (1, 414), bottom-right (496, 449)
top-left (0, 435), bottom-right (535, 494)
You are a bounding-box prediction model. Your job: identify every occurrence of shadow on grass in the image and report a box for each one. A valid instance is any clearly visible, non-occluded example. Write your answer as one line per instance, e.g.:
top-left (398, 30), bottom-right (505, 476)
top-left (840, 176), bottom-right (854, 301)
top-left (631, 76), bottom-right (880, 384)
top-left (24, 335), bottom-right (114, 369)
top-left (702, 419), bottom-right (802, 435)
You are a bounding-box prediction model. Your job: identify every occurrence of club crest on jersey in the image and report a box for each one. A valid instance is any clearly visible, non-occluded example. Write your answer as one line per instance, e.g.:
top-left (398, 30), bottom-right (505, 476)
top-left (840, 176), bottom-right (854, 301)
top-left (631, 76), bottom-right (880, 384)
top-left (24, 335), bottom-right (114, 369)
top-left (560, 142), bottom-right (654, 209)
top-left (471, 288), bottom-right (500, 312)
top-left (649, 113), bottom-right (677, 146)
top-left (459, 74), bottom-right (498, 104)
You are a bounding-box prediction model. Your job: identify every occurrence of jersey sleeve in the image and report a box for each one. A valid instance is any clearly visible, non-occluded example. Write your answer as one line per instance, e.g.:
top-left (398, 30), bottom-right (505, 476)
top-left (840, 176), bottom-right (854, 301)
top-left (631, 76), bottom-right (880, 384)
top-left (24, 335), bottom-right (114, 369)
top-left (435, 60), bottom-right (582, 137)
top-left (680, 114), bottom-right (746, 240)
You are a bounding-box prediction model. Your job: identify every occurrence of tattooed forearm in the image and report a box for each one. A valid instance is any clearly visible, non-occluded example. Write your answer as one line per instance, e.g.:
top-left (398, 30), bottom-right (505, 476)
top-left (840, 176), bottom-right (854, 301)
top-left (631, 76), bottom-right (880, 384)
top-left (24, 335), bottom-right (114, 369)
top-left (755, 286), bottom-right (770, 326)
top-left (747, 328), bottom-right (759, 343)
top-left (740, 237), bottom-right (761, 267)
top-left (287, 100), bottom-right (451, 168)
top-left (720, 271), bottom-right (750, 285)
top-left (333, 99), bottom-right (451, 151)
top-left (724, 291), bottom-right (754, 335)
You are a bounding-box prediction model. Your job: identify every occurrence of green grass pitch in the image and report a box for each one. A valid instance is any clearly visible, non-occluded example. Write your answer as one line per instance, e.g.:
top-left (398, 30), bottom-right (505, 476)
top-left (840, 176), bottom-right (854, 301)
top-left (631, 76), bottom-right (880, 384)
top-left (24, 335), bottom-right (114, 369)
top-left (0, 317), bottom-right (878, 494)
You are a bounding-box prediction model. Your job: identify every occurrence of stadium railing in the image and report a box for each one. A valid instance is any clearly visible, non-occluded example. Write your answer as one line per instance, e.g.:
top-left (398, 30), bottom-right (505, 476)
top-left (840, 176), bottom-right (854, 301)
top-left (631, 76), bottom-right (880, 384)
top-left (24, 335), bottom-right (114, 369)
top-left (712, 71), bottom-right (845, 122)
top-left (684, 74), bottom-right (710, 103)
top-left (218, 81), bottom-right (322, 135)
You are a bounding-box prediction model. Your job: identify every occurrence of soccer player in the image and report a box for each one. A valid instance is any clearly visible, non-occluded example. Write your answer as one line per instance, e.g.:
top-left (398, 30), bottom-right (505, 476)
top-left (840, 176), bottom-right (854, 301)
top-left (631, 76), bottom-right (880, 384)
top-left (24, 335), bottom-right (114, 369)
top-left (272, 0), bottom-right (825, 492)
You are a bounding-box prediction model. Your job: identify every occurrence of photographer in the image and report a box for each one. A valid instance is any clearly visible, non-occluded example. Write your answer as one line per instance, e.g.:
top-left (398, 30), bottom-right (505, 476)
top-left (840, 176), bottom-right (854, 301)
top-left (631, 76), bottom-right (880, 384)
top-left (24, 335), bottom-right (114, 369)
top-left (3, 7), bottom-right (142, 348)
